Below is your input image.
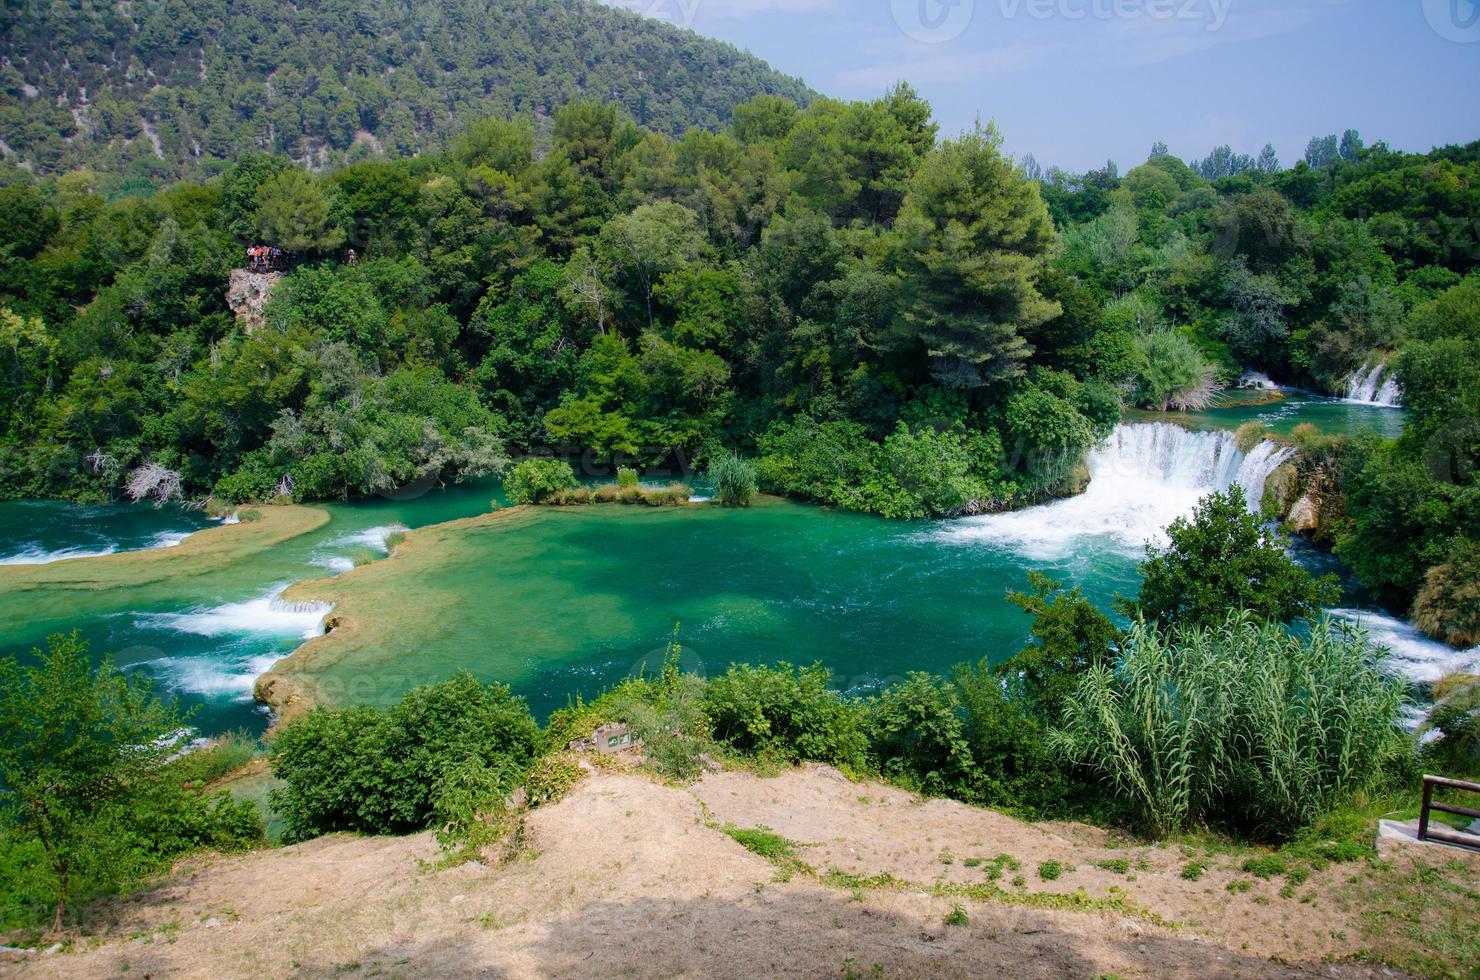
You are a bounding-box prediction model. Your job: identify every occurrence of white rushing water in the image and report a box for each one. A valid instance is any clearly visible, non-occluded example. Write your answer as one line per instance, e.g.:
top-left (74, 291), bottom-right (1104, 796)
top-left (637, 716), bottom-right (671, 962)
top-left (1329, 608), bottom-right (1480, 686)
top-left (129, 586), bottom-right (333, 702)
top-left (144, 651), bottom-right (290, 701)
top-left (934, 422), bottom-right (1292, 559)
top-left (0, 544), bottom-right (119, 565)
top-left (1343, 361), bottom-right (1402, 407)
top-left (133, 585), bottom-right (331, 640)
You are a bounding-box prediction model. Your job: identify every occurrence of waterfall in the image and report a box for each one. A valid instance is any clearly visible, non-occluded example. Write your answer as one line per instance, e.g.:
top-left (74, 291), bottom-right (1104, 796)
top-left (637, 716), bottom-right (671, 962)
top-left (933, 423), bottom-right (1292, 558)
top-left (1343, 361), bottom-right (1402, 407)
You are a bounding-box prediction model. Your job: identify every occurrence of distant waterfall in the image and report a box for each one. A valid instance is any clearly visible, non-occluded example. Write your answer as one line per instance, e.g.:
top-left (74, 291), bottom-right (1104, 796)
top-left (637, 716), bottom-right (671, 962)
top-left (934, 423), bottom-right (1293, 557)
top-left (1343, 362), bottom-right (1402, 407)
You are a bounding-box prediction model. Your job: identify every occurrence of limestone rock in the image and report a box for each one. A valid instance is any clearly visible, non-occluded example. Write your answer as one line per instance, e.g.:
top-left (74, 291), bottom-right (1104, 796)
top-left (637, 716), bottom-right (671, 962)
top-left (227, 269), bottom-right (283, 333)
top-left (1287, 494), bottom-right (1320, 535)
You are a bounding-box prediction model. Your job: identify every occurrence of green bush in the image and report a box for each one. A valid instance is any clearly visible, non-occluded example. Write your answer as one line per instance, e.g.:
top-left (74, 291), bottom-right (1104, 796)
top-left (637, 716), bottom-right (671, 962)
top-left (867, 673), bottom-right (976, 796)
top-left (0, 634), bottom-right (263, 931)
top-left (707, 451), bottom-right (758, 506)
top-left (754, 416), bottom-right (1010, 519)
top-left (703, 662), bottom-right (867, 769)
top-left (1051, 614), bottom-right (1410, 839)
top-left (270, 672), bottom-right (540, 842)
top-left (616, 466), bottom-right (639, 488)
top-left (1038, 860), bottom-right (1063, 881)
top-left (1125, 486), bottom-right (1341, 631)
top-left (953, 659), bottom-right (1073, 814)
top-left (504, 458), bottom-right (579, 505)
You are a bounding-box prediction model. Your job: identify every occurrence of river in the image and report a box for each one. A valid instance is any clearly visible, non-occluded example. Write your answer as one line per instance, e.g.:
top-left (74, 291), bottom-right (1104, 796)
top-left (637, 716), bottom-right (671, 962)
top-left (1, 390), bottom-right (1468, 736)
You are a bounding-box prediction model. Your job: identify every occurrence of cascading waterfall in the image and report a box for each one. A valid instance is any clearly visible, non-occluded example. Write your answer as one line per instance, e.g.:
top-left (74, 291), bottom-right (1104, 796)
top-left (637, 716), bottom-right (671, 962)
top-left (933, 422), bottom-right (1292, 558)
top-left (1343, 361), bottom-right (1402, 406)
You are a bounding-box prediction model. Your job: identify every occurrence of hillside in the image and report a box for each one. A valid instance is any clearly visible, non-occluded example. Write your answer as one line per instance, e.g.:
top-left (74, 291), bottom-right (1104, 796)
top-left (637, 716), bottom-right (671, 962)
top-left (5, 764), bottom-right (1465, 978)
top-left (0, 0), bottom-right (814, 179)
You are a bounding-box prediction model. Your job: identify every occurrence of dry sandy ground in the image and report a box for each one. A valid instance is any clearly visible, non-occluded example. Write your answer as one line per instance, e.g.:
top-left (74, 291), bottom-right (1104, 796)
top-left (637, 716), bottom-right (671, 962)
top-left (2, 764), bottom-right (1434, 979)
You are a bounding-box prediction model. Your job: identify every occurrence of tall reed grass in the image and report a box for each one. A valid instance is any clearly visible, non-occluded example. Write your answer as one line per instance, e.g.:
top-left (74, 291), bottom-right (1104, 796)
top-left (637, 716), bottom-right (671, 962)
top-left (1050, 613), bottom-right (1409, 839)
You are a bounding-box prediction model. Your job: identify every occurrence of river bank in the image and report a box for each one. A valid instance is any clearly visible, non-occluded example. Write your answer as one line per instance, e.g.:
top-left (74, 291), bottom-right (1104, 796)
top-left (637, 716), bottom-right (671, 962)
top-left (8, 762), bottom-right (1472, 978)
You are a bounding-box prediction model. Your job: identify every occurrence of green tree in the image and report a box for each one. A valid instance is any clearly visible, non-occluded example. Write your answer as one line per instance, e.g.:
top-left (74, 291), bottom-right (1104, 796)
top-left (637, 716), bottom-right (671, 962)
top-left (890, 123), bottom-right (1059, 387)
top-left (0, 634), bottom-right (181, 931)
top-left (1124, 486), bottom-right (1340, 630)
top-left (253, 168), bottom-right (346, 252)
top-left (1000, 573), bottom-right (1119, 721)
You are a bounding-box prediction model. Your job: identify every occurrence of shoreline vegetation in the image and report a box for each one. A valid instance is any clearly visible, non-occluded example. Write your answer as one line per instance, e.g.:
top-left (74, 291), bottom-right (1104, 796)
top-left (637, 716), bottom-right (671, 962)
top-left (0, 12), bottom-right (1477, 969)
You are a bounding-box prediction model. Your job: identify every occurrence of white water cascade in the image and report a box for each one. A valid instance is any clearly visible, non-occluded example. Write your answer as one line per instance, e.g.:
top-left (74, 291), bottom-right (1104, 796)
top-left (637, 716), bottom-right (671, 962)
top-left (933, 422), bottom-right (1293, 559)
top-left (1343, 361), bottom-right (1402, 407)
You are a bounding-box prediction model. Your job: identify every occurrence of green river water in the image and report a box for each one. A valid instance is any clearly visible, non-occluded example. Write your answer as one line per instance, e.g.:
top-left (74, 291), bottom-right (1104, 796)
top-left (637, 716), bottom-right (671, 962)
top-left (1, 391), bottom-right (1468, 736)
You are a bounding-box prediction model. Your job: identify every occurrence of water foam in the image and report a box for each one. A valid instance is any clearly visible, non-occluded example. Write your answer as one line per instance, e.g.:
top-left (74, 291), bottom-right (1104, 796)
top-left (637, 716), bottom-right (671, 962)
top-left (329, 524), bottom-right (408, 552)
top-left (933, 423), bottom-right (1291, 558)
top-left (1343, 362), bottom-right (1402, 407)
top-left (1329, 608), bottom-right (1480, 685)
top-left (144, 651), bottom-right (287, 701)
top-left (0, 544), bottom-right (118, 565)
top-left (134, 586), bottom-right (330, 640)
top-left (310, 555), bottom-right (357, 573)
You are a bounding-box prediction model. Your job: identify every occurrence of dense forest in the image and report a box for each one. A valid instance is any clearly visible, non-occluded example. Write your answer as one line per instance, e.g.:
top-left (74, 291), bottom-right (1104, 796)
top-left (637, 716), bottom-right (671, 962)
top-left (0, 82), bottom-right (1478, 639)
top-left (0, 0), bottom-right (813, 180)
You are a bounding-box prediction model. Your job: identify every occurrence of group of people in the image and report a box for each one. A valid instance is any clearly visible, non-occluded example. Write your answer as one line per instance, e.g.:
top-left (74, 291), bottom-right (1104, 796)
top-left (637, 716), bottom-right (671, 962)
top-left (245, 244), bottom-right (290, 271)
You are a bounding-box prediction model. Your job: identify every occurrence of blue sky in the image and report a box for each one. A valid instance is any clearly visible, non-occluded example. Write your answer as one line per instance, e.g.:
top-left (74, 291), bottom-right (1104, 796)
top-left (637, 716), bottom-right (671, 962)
top-left (603, 0), bottom-right (1480, 172)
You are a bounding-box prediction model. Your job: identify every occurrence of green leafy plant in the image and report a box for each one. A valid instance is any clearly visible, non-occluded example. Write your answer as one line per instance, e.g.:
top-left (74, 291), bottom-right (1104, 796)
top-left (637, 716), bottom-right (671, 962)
top-left (707, 451), bottom-right (758, 507)
top-left (503, 458), bottom-right (579, 505)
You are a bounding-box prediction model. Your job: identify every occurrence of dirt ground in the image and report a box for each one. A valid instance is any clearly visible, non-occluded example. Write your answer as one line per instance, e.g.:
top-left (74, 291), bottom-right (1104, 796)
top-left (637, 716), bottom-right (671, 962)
top-left (3, 763), bottom-right (1459, 979)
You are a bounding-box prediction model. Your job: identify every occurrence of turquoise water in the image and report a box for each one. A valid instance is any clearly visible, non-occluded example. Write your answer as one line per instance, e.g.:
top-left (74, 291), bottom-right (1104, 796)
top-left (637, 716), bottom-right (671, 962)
top-left (1130, 388), bottom-right (1407, 439)
top-left (0, 500), bottom-right (214, 564)
top-left (3, 404), bottom-right (1469, 738)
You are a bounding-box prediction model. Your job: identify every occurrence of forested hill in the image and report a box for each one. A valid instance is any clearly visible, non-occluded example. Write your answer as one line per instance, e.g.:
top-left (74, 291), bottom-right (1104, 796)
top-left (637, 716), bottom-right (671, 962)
top-left (0, 0), bottom-right (814, 180)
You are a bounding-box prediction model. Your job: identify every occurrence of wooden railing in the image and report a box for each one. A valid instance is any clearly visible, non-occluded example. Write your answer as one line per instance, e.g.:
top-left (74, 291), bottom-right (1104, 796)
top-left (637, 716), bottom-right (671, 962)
top-left (1418, 773), bottom-right (1480, 849)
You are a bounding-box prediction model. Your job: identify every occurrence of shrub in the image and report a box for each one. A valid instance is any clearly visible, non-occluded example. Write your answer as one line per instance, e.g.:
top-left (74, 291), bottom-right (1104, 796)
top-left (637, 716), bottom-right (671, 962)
top-left (270, 672), bottom-right (540, 843)
top-left (504, 457), bottom-right (578, 504)
top-left (1181, 861), bottom-right (1206, 881)
top-left (1411, 538), bottom-right (1480, 649)
top-left (1038, 860), bottom-right (1063, 881)
top-left (1421, 673), bottom-right (1479, 766)
top-left (1124, 486), bottom-right (1341, 631)
top-left (703, 662), bottom-right (868, 769)
top-left (999, 572), bottom-right (1119, 722)
top-left (944, 902), bottom-right (969, 926)
top-left (1241, 855), bottom-right (1286, 879)
top-left (616, 466), bottom-right (639, 488)
top-left (1050, 614), bottom-right (1409, 839)
top-left (608, 646), bottom-right (711, 781)
top-left (754, 416), bottom-right (1007, 519)
top-left (867, 673), bottom-right (975, 796)
top-left (0, 634), bottom-right (263, 931)
top-left (953, 659), bottom-right (1072, 813)
top-left (525, 754), bottom-right (584, 808)
top-left (707, 451), bottom-right (757, 506)
top-left (1134, 330), bottom-right (1221, 411)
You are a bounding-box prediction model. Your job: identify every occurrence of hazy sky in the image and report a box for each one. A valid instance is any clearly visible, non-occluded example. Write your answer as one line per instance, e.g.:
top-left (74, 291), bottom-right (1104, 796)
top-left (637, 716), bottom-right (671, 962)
top-left (602, 0), bottom-right (1480, 172)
